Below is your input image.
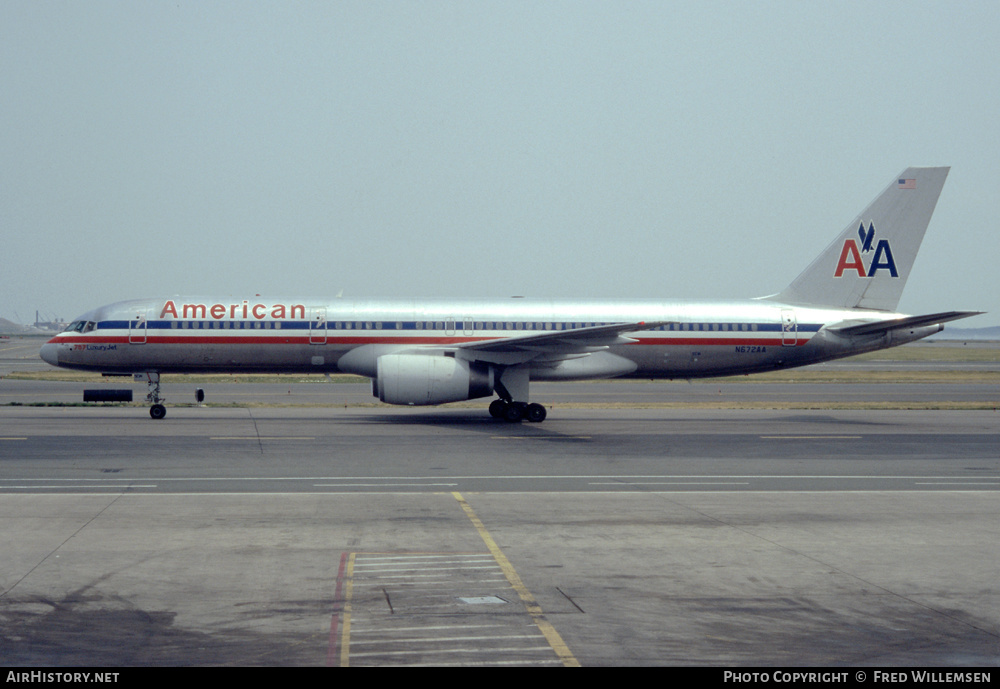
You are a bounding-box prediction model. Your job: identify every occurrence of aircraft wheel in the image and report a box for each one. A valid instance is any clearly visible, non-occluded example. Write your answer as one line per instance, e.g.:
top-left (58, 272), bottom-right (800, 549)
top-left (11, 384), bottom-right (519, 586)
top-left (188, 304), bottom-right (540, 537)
top-left (526, 403), bottom-right (547, 423)
top-left (503, 402), bottom-right (525, 422)
top-left (489, 399), bottom-right (508, 419)
top-left (150, 404), bottom-right (167, 420)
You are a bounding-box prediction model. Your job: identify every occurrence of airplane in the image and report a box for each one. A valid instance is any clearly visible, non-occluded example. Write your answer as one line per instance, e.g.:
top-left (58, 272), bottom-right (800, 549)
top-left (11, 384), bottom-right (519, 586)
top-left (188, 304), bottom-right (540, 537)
top-left (40, 166), bottom-right (981, 421)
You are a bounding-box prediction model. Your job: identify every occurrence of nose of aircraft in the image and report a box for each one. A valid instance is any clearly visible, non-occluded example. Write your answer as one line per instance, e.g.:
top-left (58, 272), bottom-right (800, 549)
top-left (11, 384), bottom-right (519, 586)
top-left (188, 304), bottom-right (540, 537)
top-left (40, 342), bottom-right (60, 366)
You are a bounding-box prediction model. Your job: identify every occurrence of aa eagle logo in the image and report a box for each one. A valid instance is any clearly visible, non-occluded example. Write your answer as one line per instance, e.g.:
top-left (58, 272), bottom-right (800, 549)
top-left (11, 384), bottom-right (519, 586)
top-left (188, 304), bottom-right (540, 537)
top-left (834, 222), bottom-right (898, 278)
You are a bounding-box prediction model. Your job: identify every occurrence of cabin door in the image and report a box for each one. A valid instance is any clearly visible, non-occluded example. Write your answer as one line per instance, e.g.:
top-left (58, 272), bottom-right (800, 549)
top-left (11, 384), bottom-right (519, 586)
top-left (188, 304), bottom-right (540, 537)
top-left (780, 309), bottom-right (797, 347)
top-left (310, 307), bottom-right (327, 345)
top-left (129, 310), bottom-right (147, 344)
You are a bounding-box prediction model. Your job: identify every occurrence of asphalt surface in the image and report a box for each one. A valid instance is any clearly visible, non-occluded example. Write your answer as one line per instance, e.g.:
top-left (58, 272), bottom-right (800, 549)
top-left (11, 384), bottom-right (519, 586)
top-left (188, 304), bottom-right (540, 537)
top-left (0, 338), bottom-right (998, 666)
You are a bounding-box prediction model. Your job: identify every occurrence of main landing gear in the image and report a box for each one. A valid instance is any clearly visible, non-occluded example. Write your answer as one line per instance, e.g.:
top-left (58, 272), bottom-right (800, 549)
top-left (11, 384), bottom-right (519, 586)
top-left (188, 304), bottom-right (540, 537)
top-left (489, 365), bottom-right (546, 422)
top-left (489, 399), bottom-right (547, 423)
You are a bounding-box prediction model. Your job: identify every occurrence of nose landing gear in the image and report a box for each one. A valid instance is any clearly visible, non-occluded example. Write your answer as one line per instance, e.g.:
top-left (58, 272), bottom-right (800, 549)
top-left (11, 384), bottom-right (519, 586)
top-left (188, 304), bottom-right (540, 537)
top-left (138, 372), bottom-right (167, 420)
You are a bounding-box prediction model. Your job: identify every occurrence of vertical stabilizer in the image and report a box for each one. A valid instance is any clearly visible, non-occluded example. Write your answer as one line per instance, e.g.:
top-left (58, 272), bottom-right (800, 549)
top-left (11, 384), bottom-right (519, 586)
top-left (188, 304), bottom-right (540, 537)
top-left (770, 167), bottom-right (949, 311)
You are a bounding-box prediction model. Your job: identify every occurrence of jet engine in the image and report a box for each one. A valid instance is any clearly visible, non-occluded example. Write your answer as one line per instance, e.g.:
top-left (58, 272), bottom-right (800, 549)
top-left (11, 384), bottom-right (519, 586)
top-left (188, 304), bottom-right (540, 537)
top-left (375, 354), bottom-right (494, 405)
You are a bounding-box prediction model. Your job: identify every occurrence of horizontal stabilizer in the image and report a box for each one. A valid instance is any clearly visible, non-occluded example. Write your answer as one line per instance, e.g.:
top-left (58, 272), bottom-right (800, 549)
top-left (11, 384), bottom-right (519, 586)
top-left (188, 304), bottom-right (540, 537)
top-left (830, 311), bottom-right (983, 337)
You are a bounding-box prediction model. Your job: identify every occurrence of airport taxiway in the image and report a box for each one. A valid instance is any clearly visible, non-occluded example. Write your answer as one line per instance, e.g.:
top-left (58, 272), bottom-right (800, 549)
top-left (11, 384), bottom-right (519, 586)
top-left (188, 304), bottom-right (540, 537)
top-left (1, 399), bottom-right (998, 666)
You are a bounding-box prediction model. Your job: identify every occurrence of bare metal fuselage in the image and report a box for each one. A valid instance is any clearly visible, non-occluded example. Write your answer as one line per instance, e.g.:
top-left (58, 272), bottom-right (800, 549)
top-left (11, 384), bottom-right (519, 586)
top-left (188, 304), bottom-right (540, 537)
top-left (41, 296), bottom-right (937, 380)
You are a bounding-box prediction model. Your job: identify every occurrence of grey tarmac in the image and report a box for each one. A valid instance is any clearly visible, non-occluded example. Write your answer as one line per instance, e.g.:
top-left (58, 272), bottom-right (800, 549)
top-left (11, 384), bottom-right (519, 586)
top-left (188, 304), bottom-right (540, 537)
top-left (1, 379), bottom-right (998, 665)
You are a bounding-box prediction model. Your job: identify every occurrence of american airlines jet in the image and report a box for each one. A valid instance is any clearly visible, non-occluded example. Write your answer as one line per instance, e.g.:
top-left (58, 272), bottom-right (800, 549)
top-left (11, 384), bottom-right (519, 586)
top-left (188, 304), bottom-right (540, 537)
top-left (40, 167), bottom-right (979, 421)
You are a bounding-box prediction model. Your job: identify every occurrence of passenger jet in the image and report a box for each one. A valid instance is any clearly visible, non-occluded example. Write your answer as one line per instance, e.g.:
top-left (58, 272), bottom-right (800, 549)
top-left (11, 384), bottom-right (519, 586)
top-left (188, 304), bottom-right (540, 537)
top-left (40, 167), bottom-right (979, 421)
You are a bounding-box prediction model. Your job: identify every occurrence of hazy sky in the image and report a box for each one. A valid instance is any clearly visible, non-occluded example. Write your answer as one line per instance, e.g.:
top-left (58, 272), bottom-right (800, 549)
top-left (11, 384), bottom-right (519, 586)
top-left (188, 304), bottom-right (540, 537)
top-left (3, 1), bottom-right (997, 325)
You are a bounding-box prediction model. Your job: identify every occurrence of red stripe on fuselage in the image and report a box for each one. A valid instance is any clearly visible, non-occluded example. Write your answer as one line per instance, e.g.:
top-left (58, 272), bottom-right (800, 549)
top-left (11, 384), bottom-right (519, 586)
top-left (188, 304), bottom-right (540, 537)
top-left (51, 334), bottom-right (809, 347)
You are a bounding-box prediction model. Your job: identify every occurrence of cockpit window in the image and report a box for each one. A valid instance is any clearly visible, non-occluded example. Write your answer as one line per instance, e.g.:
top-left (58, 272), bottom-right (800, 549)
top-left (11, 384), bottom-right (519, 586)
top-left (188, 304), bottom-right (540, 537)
top-left (64, 320), bottom-right (97, 333)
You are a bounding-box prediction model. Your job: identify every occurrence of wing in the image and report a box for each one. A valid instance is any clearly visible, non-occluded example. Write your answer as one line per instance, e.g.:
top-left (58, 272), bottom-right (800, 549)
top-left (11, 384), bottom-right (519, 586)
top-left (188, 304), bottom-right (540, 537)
top-left (456, 320), bottom-right (672, 366)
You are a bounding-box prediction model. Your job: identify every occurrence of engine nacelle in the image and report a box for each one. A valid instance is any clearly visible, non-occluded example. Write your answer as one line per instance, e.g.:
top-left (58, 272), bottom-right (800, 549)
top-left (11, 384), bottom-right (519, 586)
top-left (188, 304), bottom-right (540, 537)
top-left (376, 354), bottom-right (494, 405)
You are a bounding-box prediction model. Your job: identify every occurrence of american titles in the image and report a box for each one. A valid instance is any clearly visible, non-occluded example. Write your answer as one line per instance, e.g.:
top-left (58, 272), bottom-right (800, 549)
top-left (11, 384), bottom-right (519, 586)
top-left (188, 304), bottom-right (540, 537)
top-left (159, 300), bottom-right (307, 321)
